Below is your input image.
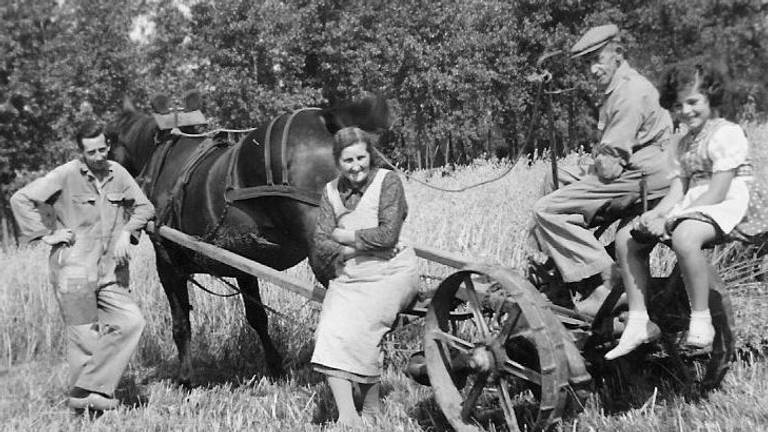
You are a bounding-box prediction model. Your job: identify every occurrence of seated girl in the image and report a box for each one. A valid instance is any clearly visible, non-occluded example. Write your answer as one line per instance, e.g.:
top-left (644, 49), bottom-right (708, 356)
top-left (606, 63), bottom-right (752, 360)
top-left (310, 127), bottom-right (419, 426)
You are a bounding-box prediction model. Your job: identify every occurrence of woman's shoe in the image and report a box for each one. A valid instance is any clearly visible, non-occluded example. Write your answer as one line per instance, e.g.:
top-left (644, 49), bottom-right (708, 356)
top-left (68, 393), bottom-right (120, 411)
top-left (604, 318), bottom-right (661, 360)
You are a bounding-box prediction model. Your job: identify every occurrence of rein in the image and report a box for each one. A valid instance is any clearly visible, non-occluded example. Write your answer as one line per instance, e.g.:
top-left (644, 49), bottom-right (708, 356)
top-left (373, 147), bottom-right (529, 193)
top-left (373, 77), bottom-right (547, 194)
top-left (170, 126), bottom-right (259, 138)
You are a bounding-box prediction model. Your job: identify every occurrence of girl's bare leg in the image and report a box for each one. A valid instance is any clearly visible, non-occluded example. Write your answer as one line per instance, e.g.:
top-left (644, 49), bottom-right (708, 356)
top-left (359, 382), bottom-right (381, 420)
top-left (670, 219), bottom-right (718, 346)
top-left (605, 225), bottom-right (661, 360)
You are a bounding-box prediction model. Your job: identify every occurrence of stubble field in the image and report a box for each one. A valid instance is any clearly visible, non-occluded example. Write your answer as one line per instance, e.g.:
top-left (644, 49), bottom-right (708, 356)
top-left (2, 133), bottom-right (768, 431)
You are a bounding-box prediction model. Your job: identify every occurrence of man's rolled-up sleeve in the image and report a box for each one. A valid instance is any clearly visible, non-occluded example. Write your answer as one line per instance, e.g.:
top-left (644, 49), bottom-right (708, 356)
top-left (118, 168), bottom-right (155, 235)
top-left (10, 169), bottom-right (65, 241)
top-left (599, 90), bottom-right (647, 162)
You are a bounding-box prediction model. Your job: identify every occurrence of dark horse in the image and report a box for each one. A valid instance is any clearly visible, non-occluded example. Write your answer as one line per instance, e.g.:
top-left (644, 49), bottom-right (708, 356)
top-left (106, 96), bottom-right (389, 383)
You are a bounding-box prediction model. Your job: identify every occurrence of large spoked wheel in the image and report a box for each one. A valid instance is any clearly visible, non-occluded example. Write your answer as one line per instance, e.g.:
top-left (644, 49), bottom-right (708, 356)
top-left (424, 264), bottom-right (571, 432)
top-left (649, 263), bottom-right (736, 392)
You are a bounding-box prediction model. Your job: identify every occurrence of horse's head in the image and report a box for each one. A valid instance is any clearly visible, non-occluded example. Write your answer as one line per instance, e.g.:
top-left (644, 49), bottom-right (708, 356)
top-left (105, 97), bottom-right (160, 177)
top-left (320, 94), bottom-right (391, 136)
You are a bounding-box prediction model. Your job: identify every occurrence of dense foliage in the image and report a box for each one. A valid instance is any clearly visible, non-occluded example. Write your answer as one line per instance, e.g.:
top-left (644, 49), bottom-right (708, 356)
top-left (1, 0), bottom-right (767, 181)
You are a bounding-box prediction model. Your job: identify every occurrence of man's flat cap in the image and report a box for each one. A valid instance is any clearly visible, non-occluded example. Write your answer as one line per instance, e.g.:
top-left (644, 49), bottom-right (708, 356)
top-left (570, 24), bottom-right (619, 58)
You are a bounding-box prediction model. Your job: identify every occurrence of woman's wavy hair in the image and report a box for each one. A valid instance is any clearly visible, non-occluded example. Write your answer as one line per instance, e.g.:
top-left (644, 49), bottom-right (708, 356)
top-left (332, 126), bottom-right (378, 167)
top-left (659, 62), bottom-right (729, 113)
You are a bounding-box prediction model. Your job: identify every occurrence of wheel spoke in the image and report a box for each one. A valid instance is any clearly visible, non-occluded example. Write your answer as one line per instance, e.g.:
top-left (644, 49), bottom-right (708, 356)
top-left (431, 329), bottom-right (475, 353)
top-left (464, 275), bottom-right (491, 338)
top-left (499, 381), bottom-right (522, 432)
top-left (460, 371), bottom-right (490, 421)
top-left (498, 306), bottom-right (522, 342)
top-left (502, 358), bottom-right (542, 384)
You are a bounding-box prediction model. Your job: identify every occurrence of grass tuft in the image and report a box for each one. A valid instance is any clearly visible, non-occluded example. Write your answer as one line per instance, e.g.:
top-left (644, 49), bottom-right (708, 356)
top-left (2, 125), bottom-right (768, 430)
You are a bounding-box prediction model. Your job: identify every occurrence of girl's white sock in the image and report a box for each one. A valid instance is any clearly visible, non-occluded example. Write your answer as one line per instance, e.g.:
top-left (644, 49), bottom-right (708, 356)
top-left (687, 309), bottom-right (714, 346)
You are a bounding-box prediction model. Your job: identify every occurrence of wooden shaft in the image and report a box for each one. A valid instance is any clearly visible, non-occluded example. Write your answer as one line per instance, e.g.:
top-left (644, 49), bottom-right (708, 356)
top-left (413, 245), bottom-right (474, 269)
top-left (147, 222), bottom-right (326, 302)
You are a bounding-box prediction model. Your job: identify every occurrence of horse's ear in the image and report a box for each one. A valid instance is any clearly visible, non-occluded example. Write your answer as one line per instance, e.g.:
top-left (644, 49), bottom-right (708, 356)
top-left (367, 94), bottom-right (391, 130)
top-left (150, 94), bottom-right (170, 114)
top-left (183, 89), bottom-right (203, 112)
top-left (122, 96), bottom-right (137, 113)
top-left (9, 94), bottom-right (25, 112)
top-left (320, 110), bottom-right (343, 135)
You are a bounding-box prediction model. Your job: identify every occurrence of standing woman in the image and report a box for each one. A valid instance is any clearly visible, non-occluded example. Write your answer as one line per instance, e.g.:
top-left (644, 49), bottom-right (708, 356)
top-left (310, 127), bottom-right (419, 427)
top-left (606, 63), bottom-right (753, 359)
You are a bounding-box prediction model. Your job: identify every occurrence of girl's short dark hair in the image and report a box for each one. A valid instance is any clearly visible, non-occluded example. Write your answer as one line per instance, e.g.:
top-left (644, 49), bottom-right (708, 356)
top-left (659, 63), bottom-right (727, 110)
top-left (332, 127), bottom-right (377, 166)
top-left (75, 118), bottom-right (104, 150)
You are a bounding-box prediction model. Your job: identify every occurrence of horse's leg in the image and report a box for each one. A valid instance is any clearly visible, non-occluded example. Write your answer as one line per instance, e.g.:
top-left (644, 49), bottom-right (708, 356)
top-left (156, 253), bottom-right (194, 386)
top-left (237, 276), bottom-right (284, 378)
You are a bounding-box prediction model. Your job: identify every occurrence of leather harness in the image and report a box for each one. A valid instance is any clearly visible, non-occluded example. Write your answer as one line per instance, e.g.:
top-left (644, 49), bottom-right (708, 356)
top-left (141, 108), bottom-right (324, 229)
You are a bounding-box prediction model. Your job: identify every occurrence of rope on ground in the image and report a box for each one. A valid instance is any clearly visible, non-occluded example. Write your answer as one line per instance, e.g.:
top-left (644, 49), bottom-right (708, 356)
top-left (170, 126), bottom-right (259, 138)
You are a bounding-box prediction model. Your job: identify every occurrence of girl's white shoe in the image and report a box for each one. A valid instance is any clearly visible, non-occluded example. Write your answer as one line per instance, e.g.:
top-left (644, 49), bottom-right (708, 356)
top-left (604, 312), bottom-right (661, 360)
top-left (686, 310), bottom-right (715, 348)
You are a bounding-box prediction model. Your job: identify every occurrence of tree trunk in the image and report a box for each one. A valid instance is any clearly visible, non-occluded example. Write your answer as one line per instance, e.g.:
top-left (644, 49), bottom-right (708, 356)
top-left (1, 213), bottom-right (8, 252)
top-left (446, 134), bottom-right (451, 165)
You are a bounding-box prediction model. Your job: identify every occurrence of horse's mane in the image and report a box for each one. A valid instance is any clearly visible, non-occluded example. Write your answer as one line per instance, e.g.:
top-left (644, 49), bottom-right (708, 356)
top-left (106, 109), bottom-right (158, 155)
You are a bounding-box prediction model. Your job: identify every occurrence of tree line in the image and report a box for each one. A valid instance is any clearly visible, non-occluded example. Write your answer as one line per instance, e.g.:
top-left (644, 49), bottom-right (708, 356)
top-left (1, 0), bottom-right (767, 245)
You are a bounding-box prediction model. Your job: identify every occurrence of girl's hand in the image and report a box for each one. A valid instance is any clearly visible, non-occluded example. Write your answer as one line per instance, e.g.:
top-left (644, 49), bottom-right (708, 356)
top-left (643, 216), bottom-right (667, 237)
top-left (635, 210), bottom-right (666, 238)
top-left (638, 210), bottom-right (660, 230)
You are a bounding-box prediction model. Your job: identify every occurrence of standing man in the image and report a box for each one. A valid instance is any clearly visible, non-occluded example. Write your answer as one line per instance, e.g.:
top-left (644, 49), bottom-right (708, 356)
top-left (11, 119), bottom-right (154, 411)
top-left (530, 24), bottom-right (672, 314)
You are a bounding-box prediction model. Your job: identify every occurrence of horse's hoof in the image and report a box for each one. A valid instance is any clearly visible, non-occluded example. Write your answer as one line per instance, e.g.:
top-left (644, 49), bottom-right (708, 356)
top-left (177, 377), bottom-right (193, 390)
top-left (267, 362), bottom-right (285, 379)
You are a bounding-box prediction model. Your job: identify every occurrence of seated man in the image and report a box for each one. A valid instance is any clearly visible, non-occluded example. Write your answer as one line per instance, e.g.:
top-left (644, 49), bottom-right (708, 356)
top-left (530, 24), bottom-right (673, 315)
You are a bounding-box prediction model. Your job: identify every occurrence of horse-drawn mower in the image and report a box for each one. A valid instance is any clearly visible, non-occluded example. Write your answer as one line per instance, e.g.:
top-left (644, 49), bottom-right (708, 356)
top-left (113, 52), bottom-right (737, 430)
top-left (150, 220), bottom-right (736, 432)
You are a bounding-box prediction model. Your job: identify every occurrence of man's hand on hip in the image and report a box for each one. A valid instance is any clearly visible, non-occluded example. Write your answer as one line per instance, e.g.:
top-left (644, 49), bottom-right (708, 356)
top-left (114, 230), bottom-right (132, 265)
top-left (42, 229), bottom-right (75, 246)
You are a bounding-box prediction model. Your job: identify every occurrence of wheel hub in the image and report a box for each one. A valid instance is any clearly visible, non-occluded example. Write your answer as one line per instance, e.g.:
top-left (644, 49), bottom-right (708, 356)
top-left (468, 345), bottom-right (495, 372)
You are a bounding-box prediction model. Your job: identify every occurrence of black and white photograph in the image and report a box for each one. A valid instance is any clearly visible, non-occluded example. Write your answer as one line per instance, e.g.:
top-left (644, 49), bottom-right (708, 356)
top-left (1, 1), bottom-right (768, 430)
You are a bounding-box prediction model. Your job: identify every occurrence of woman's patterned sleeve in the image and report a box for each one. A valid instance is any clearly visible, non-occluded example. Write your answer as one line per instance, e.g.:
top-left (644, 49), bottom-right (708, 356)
top-left (309, 186), bottom-right (344, 284)
top-left (354, 171), bottom-right (408, 251)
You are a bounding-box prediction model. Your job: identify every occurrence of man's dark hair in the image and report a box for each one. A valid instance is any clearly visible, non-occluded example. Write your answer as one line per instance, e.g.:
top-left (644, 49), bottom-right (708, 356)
top-left (75, 118), bottom-right (104, 150)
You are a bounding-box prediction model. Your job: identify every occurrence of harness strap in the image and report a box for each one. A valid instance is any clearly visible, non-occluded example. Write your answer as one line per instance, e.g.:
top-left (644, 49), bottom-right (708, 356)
top-left (225, 185), bottom-right (320, 206)
top-left (136, 136), bottom-right (176, 199)
top-left (280, 108), bottom-right (321, 185)
top-left (221, 108), bottom-right (323, 207)
top-left (263, 115), bottom-right (281, 186)
top-left (157, 137), bottom-right (229, 226)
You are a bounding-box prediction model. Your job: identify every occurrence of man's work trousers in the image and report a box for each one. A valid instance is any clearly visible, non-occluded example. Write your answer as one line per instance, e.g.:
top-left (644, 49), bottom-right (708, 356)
top-left (65, 283), bottom-right (145, 396)
top-left (531, 145), bottom-right (671, 283)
